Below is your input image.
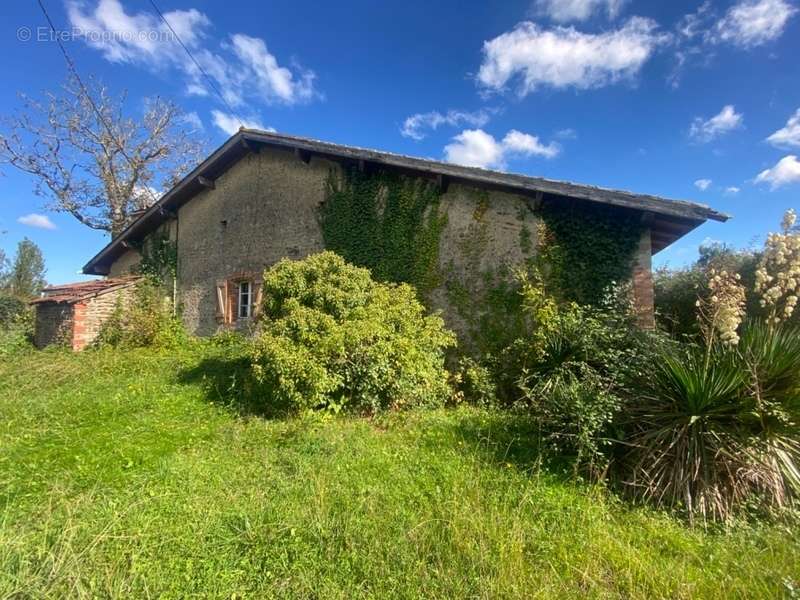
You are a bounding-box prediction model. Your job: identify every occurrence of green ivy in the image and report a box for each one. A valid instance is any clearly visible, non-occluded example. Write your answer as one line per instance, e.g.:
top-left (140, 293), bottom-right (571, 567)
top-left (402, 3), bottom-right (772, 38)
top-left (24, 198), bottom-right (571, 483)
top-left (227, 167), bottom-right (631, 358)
top-left (443, 191), bottom-right (529, 355)
top-left (134, 228), bottom-right (177, 284)
top-left (537, 202), bottom-right (643, 305)
top-left (320, 168), bottom-right (446, 295)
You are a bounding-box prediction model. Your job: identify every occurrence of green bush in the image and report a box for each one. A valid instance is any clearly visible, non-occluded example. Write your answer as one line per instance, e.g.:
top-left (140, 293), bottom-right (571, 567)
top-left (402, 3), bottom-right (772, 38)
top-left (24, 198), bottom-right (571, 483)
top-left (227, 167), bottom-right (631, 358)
top-left (0, 297), bottom-right (34, 356)
top-left (513, 294), bottom-right (645, 477)
top-left (465, 269), bottom-right (652, 476)
top-left (0, 295), bottom-right (27, 328)
top-left (95, 280), bottom-right (186, 349)
top-left (621, 320), bottom-right (800, 521)
top-left (249, 252), bottom-right (456, 413)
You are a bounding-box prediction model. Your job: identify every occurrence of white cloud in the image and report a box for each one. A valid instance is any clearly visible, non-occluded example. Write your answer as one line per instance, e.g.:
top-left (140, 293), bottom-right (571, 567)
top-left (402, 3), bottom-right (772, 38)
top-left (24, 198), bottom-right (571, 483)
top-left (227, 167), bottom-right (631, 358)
top-left (689, 105), bottom-right (743, 142)
top-left (700, 236), bottom-right (723, 247)
top-left (766, 108), bottom-right (800, 148)
top-left (477, 17), bottom-right (668, 96)
top-left (502, 130), bottom-right (561, 158)
top-left (66, 0), bottom-right (210, 65)
top-left (555, 128), bottom-right (578, 139)
top-left (17, 213), bottom-right (56, 230)
top-left (401, 109), bottom-right (493, 141)
top-left (670, 0), bottom-right (795, 87)
top-left (532, 0), bottom-right (628, 22)
top-left (712, 0), bottom-right (797, 48)
top-left (211, 110), bottom-right (275, 135)
top-left (211, 110), bottom-right (274, 135)
top-left (694, 178), bottom-right (712, 191)
top-left (725, 186), bottom-right (741, 194)
top-left (180, 111), bottom-right (204, 132)
top-left (229, 34), bottom-right (317, 105)
top-left (444, 128), bottom-right (560, 169)
top-left (755, 155), bottom-right (800, 189)
top-left (67, 0), bottom-right (319, 108)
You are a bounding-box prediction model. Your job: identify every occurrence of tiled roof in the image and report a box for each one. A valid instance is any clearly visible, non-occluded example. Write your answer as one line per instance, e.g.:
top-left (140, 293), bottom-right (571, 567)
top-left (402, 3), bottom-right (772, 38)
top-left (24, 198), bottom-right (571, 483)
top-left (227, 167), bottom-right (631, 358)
top-left (31, 276), bottom-right (140, 304)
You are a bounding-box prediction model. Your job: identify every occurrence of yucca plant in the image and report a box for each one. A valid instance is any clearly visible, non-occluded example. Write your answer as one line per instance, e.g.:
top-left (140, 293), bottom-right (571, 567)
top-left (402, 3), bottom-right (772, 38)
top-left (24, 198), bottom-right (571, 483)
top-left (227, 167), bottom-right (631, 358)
top-left (738, 321), bottom-right (800, 505)
top-left (622, 321), bottom-right (800, 521)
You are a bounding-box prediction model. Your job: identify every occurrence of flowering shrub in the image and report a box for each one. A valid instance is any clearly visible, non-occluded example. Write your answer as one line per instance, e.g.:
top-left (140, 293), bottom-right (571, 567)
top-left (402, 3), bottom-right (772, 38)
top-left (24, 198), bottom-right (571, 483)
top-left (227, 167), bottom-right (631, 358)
top-left (696, 268), bottom-right (745, 347)
top-left (755, 208), bottom-right (800, 324)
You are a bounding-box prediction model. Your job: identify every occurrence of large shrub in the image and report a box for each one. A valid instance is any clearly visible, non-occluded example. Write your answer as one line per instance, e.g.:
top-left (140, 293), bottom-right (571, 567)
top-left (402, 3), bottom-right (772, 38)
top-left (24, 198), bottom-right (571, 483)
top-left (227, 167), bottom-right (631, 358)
top-left (621, 321), bottom-right (800, 521)
top-left (461, 267), bottom-right (653, 476)
top-left (250, 252), bottom-right (455, 413)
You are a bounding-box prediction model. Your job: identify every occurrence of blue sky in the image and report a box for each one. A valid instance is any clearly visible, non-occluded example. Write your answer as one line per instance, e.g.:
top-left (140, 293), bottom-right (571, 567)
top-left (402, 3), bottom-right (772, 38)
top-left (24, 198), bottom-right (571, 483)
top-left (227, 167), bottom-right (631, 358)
top-left (1, 0), bottom-right (798, 284)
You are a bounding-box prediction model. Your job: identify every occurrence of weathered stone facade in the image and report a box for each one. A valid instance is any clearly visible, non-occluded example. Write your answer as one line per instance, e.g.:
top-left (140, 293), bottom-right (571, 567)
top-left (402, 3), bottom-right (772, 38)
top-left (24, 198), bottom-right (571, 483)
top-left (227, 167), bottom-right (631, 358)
top-left (34, 302), bottom-right (74, 348)
top-left (104, 145), bottom-right (656, 338)
top-left (108, 249), bottom-right (142, 278)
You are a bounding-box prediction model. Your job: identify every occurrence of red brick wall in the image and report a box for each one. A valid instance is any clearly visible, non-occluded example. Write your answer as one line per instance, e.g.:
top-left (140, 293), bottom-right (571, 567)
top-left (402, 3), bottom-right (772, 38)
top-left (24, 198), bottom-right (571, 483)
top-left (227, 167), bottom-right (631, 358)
top-left (632, 228), bottom-right (655, 329)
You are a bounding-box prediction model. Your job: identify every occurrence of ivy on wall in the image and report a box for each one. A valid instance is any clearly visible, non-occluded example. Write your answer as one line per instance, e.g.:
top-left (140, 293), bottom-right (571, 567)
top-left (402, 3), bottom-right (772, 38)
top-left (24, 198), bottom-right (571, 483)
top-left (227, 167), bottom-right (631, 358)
top-left (320, 168), bottom-right (643, 354)
top-left (443, 190), bottom-right (531, 356)
top-left (320, 168), bottom-right (446, 295)
top-left (537, 202), bottom-right (643, 306)
top-left (133, 228), bottom-right (177, 284)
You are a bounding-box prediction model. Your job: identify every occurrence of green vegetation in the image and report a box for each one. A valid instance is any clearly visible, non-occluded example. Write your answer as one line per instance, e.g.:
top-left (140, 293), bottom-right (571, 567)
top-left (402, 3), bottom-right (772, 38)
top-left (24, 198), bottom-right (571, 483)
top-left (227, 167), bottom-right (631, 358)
top-left (1, 237), bottom-right (47, 300)
top-left (0, 237), bottom-right (45, 355)
top-left (2, 344), bottom-right (798, 598)
top-left (622, 321), bottom-right (800, 521)
top-left (320, 167), bottom-right (446, 296)
top-left (538, 203), bottom-right (643, 305)
top-left (250, 252), bottom-right (454, 413)
top-left (95, 279), bottom-right (185, 350)
top-left (133, 227), bottom-right (178, 284)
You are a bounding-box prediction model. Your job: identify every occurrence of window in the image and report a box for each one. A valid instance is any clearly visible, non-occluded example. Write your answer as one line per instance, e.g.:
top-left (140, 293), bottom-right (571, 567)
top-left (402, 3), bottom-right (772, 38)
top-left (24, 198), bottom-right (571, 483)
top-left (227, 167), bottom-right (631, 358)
top-left (238, 281), bottom-right (252, 319)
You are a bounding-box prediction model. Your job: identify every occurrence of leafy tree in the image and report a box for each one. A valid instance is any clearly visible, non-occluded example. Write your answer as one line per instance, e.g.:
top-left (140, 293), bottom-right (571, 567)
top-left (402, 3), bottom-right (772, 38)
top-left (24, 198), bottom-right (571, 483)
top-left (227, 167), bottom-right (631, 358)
top-left (0, 75), bottom-right (205, 236)
top-left (4, 238), bottom-right (46, 299)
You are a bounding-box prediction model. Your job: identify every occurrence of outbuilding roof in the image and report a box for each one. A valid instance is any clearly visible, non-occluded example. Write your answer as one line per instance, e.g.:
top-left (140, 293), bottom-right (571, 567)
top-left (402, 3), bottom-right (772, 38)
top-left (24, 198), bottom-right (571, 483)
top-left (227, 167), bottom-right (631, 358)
top-left (31, 276), bottom-right (140, 304)
top-left (83, 129), bottom-right (730, 276)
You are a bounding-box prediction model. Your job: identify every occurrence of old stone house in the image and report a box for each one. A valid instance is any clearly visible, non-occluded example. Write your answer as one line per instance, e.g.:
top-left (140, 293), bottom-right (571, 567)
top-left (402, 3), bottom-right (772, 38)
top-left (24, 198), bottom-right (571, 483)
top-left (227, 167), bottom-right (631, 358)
top-left (37, 130), bottom-right (728, 348)
top-left (32, 276), bottom-right (139, 350)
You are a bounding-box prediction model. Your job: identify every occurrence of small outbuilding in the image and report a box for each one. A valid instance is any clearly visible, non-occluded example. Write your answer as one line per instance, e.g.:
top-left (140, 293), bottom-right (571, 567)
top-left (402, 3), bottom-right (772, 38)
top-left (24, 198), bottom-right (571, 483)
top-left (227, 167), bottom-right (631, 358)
top-left (31, 276), bottom-right (140, 350)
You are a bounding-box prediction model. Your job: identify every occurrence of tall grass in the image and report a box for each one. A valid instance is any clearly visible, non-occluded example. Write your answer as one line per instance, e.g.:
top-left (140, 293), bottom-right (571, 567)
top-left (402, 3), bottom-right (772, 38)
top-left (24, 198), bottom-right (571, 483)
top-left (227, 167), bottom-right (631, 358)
top-left (1, 344), bottom-right (798, 597)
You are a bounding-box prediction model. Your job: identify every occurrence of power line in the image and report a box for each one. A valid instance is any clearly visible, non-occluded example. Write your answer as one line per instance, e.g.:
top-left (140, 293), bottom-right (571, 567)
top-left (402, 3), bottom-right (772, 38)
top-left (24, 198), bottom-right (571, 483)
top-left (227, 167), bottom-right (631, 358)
top-left (35, 0), bottom-right (162, 211)
top-left (146, 0), bottom-right (245, 128)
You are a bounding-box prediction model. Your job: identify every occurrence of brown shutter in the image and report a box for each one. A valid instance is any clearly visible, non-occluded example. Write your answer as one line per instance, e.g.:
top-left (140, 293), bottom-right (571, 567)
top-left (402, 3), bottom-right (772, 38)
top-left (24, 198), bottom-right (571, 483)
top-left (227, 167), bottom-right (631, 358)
top-left (215, 281), bottom-right (227, 323)
top-left (252, 280), bottom-right (263, 318)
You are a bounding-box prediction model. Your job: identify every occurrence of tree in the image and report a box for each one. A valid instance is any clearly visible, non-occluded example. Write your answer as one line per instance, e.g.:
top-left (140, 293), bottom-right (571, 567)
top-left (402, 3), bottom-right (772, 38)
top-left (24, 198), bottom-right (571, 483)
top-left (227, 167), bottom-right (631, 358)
top-left (4, 238), bottom-right (47, 299)
top-left (0, 75), bottom-right (205, 237)
top-left (0, 246), bottom-right (8, 284)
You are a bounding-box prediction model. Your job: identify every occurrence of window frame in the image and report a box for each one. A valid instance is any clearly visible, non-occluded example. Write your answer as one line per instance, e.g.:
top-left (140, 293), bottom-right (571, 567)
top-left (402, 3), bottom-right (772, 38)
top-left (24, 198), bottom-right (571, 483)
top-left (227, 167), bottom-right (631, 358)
top-left (237, 280), bottom-right (252, 320)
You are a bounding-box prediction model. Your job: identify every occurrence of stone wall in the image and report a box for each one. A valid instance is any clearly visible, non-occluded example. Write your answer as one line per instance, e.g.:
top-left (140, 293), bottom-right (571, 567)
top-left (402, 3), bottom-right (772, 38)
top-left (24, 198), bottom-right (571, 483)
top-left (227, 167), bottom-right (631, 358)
top-left (105, 144), bottom-right (655, 338)
top-left (34, 303), bottom-right (74, 348)
top-left (72, 286), bottom-right (135, 350)
top-left (177, 146), bottom-right (327, 335)
top-left (108, 248), bottom-right (142, 277)
top-left (34, 285), bottom-right (136, 350)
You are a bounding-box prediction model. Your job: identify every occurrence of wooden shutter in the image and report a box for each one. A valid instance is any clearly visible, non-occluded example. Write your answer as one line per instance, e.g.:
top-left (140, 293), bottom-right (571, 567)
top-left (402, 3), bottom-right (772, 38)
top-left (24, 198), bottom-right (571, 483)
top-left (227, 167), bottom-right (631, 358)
top-left (215, 281), bottom-right (227, 323)
top-left (252, 280), bottom-right (263, 318)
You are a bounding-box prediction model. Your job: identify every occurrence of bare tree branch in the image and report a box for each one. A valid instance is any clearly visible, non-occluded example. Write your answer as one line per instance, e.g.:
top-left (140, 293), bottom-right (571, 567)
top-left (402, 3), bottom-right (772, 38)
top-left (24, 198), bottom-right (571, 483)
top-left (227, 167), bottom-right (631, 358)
top-left (0, 75), bottom-right (206, 237)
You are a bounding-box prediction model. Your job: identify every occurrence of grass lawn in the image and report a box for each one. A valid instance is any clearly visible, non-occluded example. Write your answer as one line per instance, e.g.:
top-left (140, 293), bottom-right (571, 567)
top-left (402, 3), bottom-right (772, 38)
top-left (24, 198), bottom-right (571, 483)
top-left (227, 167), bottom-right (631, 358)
top-left (1, 343), bottom-right (798, 599)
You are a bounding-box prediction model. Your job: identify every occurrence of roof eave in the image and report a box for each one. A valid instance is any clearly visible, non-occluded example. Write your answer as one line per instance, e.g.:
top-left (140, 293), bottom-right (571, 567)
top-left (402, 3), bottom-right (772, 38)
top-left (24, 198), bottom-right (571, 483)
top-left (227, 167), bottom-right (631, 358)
top-left (82, 129), bottom-right (730, 274)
